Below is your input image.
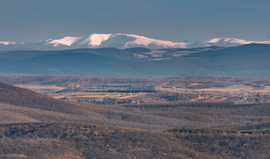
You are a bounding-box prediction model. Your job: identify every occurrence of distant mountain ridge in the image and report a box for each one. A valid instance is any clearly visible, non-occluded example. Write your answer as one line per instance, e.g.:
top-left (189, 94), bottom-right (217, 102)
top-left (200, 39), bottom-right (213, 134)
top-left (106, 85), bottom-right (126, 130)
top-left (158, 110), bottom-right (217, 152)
top-left (0, 44), bottom-right (270, 78)
top-left (1, 33), bottom-right (270, 50)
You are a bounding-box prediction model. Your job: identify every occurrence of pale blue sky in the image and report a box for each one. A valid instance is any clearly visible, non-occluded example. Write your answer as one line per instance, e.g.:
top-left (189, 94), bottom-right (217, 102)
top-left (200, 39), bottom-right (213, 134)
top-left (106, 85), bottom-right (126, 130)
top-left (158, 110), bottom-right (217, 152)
top-left (1, 0), bottom-right (270, 42)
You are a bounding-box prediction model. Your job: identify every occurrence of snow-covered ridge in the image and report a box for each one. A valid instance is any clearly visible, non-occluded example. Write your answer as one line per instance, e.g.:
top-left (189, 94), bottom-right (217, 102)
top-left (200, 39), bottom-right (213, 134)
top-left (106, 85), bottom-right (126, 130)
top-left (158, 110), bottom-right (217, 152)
top-left (123, 34), bottom-right (187, 48)
top-left (207, 38), bottom-right (270, 45)
top-left (44, 33), bottom-right (188, 49)
top-left (81, 33), bottom-right (188, 48)
top-left (1, 34), bottom-right (270, 50)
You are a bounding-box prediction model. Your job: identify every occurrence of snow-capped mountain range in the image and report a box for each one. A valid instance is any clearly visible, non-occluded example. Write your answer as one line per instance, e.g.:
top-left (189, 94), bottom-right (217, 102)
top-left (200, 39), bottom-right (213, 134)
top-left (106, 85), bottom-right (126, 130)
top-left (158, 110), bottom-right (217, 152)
top-left (1, 33), bottom-right (270, 50)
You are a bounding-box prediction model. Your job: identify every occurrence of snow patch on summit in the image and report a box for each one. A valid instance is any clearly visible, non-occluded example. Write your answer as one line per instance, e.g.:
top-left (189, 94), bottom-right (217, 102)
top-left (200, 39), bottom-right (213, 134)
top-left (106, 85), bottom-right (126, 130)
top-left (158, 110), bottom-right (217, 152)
top-left (0, 41), bottom-right (17, 45)
top-left (47, 36), bottom-right (82, 47)
top-left (81, 34), bottom-right (113, 47)
top-left (124, 34), bottom-right (188, 48)
top-left (207, 38), bottom-right (270, 45)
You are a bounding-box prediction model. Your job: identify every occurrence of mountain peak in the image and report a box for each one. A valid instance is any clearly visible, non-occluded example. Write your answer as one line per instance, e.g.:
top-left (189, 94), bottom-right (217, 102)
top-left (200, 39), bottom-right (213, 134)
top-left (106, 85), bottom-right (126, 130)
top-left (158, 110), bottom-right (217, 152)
top-left (1, 34), bottom-right (270, 50)
top-left (41, 33), bottom-right (188, 49)
top-left (82, 34), bottom-right (113, 46)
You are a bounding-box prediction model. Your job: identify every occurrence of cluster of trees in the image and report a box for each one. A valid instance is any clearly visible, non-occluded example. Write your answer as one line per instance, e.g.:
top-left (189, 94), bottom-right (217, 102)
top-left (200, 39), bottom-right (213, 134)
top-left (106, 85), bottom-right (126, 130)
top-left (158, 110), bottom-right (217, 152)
top-left (124, 101), bottom-right (235, 109)
top-left (85, 89), bottom-right (157, 93)
top-left (168, 128), bottom-right (238, 134)
top-left (241, 129), bottom-right (270, 134)
top-left (78, 99), bottom-right (133, 105)
top-left (158, 92), bottom-right (201, 101)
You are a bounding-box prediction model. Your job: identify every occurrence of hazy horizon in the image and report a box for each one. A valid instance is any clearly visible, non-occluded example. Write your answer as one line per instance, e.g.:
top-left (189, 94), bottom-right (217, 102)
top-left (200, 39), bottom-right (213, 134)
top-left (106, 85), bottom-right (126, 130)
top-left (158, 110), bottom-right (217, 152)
top-left (1, 0), bottom-right (270, 43)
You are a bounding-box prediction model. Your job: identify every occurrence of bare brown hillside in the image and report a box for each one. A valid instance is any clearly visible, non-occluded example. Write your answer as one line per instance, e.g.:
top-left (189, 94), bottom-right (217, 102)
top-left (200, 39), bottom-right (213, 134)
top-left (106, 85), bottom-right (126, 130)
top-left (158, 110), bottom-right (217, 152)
top-left (2, 82), bottom-right (270, 131)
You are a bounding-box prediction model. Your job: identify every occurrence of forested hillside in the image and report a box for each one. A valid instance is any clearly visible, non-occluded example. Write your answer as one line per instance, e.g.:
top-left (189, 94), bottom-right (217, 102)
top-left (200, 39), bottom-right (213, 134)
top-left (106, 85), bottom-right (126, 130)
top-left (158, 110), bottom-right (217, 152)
top-left (1, 122), bottom-right (270, 158)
